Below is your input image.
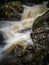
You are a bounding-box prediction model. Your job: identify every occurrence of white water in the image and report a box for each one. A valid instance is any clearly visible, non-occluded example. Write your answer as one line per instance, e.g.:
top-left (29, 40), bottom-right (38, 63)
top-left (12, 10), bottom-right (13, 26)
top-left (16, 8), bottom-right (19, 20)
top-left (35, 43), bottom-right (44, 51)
top-left (0, 5), bottom-right (48, 59)
top-left (21, 5), bottom-right (47, 20)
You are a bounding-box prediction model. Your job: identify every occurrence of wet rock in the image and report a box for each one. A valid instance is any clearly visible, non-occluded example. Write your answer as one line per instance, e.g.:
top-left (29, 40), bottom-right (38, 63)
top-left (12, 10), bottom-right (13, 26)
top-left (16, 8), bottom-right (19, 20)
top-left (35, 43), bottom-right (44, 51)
top-left (47, 1), bottom-right (49, 7)
top-left (40, 53), bottom-right (49, 65)
top-left (1, 45), bottom-right (48, 65)
top-left (0, 32), bottom-right (6, 46)
top-left (32, 10), bottom-right (49, 31)
top-left (31, 9), bottom-right (49, 65)
top-left (0, 45), bottom-right (34, 65)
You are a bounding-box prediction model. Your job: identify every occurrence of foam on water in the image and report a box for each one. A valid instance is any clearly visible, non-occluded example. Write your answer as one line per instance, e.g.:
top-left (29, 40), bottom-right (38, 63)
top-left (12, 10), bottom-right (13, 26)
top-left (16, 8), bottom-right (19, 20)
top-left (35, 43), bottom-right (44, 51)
top-left (2, 32), bottom-right (33, 55)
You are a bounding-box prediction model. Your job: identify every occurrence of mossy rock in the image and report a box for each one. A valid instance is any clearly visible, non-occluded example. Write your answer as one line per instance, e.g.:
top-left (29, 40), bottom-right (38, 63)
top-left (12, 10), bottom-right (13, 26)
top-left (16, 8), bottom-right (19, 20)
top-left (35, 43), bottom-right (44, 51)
top-left (0, 1), bottom-right (23, 20)
top-left (32, 10), bottom-right (49, 32)
top-left (30, 9), bottom-right (49, 65)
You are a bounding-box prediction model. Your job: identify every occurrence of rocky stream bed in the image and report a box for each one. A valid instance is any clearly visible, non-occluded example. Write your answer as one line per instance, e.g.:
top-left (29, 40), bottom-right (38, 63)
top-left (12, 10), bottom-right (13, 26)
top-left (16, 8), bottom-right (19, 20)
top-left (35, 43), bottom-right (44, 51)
top-left (0, 4), bottom-right (49, 65)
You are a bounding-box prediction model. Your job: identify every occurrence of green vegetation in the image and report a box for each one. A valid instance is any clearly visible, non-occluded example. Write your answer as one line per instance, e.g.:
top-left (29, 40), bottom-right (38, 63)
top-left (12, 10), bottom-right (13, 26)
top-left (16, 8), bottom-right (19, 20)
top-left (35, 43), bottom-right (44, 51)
top-left (0, 1), bottom-right (22, 19)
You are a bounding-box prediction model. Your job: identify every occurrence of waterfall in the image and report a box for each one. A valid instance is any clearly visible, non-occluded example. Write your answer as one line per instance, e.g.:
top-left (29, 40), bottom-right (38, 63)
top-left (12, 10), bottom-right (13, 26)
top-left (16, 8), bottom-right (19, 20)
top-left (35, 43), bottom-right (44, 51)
top-left (0, 5), bottom-right (48, 59)
top-left (21, 5), bottom-right (47, 20)
top-left (21, 5), bottom-right (48, 28)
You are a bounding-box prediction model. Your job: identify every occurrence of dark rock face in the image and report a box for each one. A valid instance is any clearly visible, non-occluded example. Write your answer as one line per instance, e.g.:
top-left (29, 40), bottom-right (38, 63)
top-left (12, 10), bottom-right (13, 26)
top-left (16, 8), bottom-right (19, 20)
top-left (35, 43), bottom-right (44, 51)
top-left (0, 45), bottom-right (49, 65)
top-left (47, 1), bottom-right (49, 7)
top-left (0, 32), bottom-right (4, 42)
top-left (30, 10), bottom-right (49, 65)
top-left (32, 10), bottom-right (49, 31)
top-left (40, 53), bottom-right (49, 65)
top-left (0, 32), bottom-right (6, 46)
top-left (0, 45), bottom-right (34, 65)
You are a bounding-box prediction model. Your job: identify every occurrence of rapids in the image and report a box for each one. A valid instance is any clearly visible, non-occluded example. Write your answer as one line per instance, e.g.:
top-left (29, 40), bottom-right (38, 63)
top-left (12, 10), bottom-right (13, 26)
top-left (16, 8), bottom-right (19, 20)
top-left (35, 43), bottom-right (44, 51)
top-left (0, 5), bottom-right (48, 59)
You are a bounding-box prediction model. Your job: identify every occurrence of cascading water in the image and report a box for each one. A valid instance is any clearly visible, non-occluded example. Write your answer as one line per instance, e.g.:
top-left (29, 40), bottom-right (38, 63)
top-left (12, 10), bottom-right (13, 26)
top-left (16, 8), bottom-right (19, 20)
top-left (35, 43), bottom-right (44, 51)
top-left (21, 5), bottom-right (47, 20)
top-left (0, 5), bottom-right (48, 60)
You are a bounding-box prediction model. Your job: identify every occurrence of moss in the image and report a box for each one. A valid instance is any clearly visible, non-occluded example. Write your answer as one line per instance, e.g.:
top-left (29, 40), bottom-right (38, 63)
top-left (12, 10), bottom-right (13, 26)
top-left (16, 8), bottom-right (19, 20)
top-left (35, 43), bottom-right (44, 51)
top-left (0, 1), bottom-right (22, 20)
